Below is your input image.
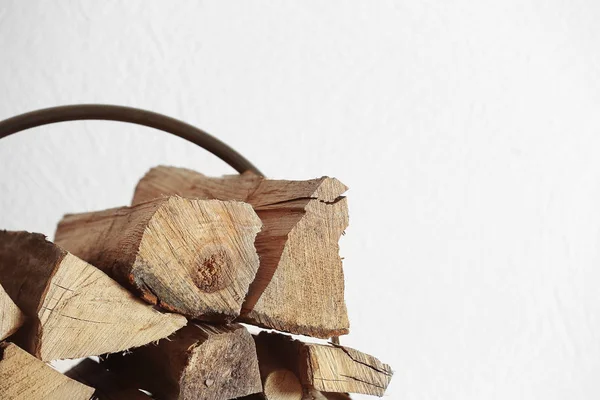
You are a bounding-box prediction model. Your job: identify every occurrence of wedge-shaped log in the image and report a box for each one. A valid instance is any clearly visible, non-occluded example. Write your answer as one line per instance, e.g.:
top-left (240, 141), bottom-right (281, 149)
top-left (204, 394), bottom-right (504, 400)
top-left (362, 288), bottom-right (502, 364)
top-left (0, 342), bottom-right (95, 399)
top-left (104, 323), bottom-right (262, 400)
top-left (0, 283), bottom-right (25, 341)
top-left (65, 358), bottom-right (151, 400)
top-left (254, 332), bottom-right (392, 397)
top-left (0, 231), bottom-right (186, 361)
top-left (55, 196), bottom-right (261, 321)
top-left (132, 166), bottom-right (349, 338)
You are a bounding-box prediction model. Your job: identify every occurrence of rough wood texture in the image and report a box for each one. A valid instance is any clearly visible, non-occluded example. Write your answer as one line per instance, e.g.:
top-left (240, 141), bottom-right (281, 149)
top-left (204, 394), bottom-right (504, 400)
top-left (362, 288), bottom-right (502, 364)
top-left (0, 231), bottom-right (186, 361)
top-left (0, 283), bottom-right (26, 341)
top-left (132, 166), bottom-right (349, 338)
top-left (303, 343), bottom-right (392, 396)
top-left (104, 323), bottom-right (262, 400)
top-left (65, 358), bottom-right (151, 400)
top-left (0, 342), bottom-right (94, 399)
top-left (55, 196), bottom-right (261, 322)
top-left (254, 332), bottom-right (392, 397)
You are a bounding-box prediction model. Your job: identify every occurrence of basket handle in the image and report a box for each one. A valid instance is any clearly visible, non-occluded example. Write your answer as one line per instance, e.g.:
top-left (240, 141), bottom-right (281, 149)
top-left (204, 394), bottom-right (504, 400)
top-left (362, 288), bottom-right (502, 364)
top-left (0, 104), bottom-right (263, 176)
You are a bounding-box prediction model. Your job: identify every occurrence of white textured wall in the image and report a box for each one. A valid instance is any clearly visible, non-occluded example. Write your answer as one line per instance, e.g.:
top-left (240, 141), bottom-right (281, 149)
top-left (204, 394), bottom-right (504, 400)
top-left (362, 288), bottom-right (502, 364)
top-left (2, 1), bottom-right (600, 398)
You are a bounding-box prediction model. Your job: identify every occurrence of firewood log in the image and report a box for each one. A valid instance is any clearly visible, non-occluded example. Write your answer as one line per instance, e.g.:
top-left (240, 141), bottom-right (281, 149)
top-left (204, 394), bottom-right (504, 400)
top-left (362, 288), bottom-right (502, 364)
top-left (104, 323), bottom-right (262, 400)
top-left (0, 342), bottom-right (94, 399)
top-left (0, 231), bottom-right (186, 361)
top-left (0, 283), bottom-right (25, 341)
top-left (55, 197), bottom-right (261, 322)
top-left (254, 332), bottom-right (392, 397)
top-left (65, 358), bottom-right (151, 400)
top-left (132, 166), bottom-right (349, 338)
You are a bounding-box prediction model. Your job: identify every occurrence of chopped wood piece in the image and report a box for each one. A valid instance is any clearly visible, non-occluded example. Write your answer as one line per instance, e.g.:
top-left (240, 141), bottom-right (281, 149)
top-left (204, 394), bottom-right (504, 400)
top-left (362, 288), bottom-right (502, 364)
top-left (132, 166), bottom-right (349, 338)
top-left (254, 332), bottom-right (392, 397)
top-left (0, 283), bottom-right (26, 341)
top-left (104, 323), bottom-right (262, 400)
top-left (65, 358), bottom-right (151, 400)
top-left (55, 196), bottom-right (261, 322)
top-left (0, 231), bottom-right (186, 361)
top-left (0, 342), bottom-right (95, 399)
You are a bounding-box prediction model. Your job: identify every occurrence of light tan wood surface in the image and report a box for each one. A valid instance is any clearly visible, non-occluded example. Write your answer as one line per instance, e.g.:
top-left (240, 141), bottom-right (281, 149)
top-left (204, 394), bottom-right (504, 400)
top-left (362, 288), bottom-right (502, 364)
top-left (0, 231), bottom-right (186, 361)
top-left (0, 283), bottom-right (25, 341)
top-left (0, 342), bottom-right (95, 399)
top-left (55, 196), bottom-right (262, 322)
top-left (133, 166), bottom-right (349, 338)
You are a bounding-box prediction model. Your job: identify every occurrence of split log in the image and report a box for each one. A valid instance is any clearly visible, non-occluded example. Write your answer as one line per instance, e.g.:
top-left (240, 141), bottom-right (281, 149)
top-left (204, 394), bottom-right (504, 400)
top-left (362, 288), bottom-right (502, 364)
top-left (104, 323), bottom-right (262, 400)
top-left (0, 342), bottom-right (94, 399)
top-left (0, 283), bottom-right (26, 341)
top-left (65, 358), bottom-right (151, 400)
top-left (0, 231), bottom-right (186, 361)
top-left (132, 166), bottom-right (349, 338)
top-left (254, 332), bottom-right (392, 397)
top-left (55, 196), bottom-right (261, 322)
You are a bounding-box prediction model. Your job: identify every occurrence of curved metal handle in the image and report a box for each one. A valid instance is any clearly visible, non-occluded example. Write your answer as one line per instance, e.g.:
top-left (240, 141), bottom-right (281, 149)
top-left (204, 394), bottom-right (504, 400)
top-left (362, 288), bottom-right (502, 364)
top-left (0, 104), bottom-right (263, 176)
top-left (0, 105), bottom-right (345, 343)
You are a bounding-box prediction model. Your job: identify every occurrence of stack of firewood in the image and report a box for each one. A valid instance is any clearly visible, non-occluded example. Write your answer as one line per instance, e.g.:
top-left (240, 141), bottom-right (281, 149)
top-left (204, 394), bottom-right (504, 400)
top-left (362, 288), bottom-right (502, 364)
top-left (0, 166), bottom-right (393, 400)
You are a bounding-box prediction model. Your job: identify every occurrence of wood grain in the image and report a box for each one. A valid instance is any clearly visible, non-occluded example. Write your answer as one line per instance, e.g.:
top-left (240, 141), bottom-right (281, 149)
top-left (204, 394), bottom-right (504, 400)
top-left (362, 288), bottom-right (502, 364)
top-left (104, 323), bottom-right (262, 400)
top-left (55, 196), bottom-right (261, 322)
top-left (254, 332), bottom-right (392, 397)
top-left (0, 342), bottom-right (94, 399)
top-left (0, 283), bottom-right (25, 341)
top-left (0, 231), bottom-right (186, 361)
top-left (132, 166), bottom-right (349, 338)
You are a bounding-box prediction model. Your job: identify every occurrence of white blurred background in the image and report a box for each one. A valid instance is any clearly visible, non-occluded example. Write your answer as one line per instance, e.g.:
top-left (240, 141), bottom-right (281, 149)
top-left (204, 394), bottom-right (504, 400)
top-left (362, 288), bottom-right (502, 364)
top-left (2, 1), bottom-right (600, 398)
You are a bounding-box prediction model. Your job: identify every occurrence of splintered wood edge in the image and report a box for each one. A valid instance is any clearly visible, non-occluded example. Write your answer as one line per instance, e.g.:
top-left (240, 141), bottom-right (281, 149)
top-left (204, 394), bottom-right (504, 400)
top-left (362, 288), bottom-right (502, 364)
top-left (133, 166), bottom-right (349, 208)
top-left (305, 343), bottom-right (393, 396)
top-left (254, 332), bottom-right (390, 397)
top-left (131, 167), bottom-right (350, 338)
top-left (241, 196), bottom-right (350, 339)
top-left (0, 343), bottom-right (95, 399)
top-left (0, 283), bottom-right (26, 341)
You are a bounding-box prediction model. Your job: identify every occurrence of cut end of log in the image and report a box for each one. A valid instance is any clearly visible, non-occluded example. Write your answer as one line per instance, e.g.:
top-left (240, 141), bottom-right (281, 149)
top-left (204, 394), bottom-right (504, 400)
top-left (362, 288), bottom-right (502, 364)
top-left (263, 369), bottom-right (303, 400)
top-left (56, 197), bottom-right (262, 322)
top-left (0, 283), bottom-right (26, 341)
top-left (0, 342), bottom-right (95, 399)
top-left (0, 230), bottom-right (187, 361)
top-left (132, 166), bottom-right (350, 338)
top-left (104, 323), bottom-right (262, 400)
top-left (133, 197), bottom-right (262, 320)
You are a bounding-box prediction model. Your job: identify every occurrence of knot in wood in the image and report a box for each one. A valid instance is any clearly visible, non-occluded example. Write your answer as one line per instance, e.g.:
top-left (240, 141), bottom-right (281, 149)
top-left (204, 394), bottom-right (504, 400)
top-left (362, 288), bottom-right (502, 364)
top-left (193, 249), bottom-right (233, 293)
